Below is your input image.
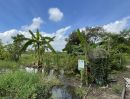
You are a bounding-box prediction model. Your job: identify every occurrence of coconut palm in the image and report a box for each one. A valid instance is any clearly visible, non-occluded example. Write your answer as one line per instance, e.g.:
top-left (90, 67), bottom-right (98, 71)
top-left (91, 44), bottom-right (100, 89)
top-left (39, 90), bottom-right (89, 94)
top-left (20, 29), bottom-right (55, 67)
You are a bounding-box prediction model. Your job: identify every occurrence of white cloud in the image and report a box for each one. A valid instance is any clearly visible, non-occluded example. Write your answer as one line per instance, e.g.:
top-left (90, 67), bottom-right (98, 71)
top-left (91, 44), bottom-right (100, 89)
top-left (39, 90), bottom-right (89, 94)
top-left (0, 17), bottom-right (43, 44)
top-left (48, 8), bottom-right (63, 22)
top-left (22, 17), bottom-right (43, 31)
top-left (42, 26), bottom-right (71, 51)
top-left (103, 17), bottom-right (130, 33)
top-left (0, 16), bottom-right (71, 51)
top-left (51, 26), bottom-right (71, 51)
top-left (0, 29), bottom-right (18, 44)
top-left (0, 30), bottom-right (32, 44)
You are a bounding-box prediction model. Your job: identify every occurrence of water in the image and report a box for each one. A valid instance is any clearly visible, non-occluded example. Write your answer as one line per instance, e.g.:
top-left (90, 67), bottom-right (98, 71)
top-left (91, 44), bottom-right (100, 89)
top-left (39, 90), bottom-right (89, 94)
top-left (51, 69), bottom-right (80, 99)
top-left (51, 86), bottom-right (72, 99)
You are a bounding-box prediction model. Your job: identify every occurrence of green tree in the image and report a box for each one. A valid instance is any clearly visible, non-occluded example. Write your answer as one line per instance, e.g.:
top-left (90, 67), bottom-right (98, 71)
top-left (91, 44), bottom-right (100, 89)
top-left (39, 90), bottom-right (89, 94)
top-left (99, 31), bottom-right (130, 70)
top-left (0, 39), bottom-right (5, 60)
top-left (20, 29), bottom-right (55, 68)
top-left (10, 34), bottom-right (25, 61)
top-left (63, 27), bottom-right (104, 54)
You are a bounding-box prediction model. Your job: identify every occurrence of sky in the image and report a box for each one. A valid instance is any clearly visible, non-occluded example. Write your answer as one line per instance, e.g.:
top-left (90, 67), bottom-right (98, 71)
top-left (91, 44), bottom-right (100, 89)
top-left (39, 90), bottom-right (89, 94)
top-left (0, 0), bottom-right (130, 51)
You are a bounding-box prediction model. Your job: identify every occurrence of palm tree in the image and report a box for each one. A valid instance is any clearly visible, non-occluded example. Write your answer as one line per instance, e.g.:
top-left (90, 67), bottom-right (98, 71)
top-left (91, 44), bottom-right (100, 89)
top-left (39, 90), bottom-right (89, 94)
top-left (20, 29), bottom-right (56, 68)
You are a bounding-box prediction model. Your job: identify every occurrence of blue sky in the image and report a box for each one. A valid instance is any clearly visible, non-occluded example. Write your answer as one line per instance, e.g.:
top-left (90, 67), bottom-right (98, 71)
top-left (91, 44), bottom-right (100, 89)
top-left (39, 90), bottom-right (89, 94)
top-left (0, 0), bottom-right (130, 51)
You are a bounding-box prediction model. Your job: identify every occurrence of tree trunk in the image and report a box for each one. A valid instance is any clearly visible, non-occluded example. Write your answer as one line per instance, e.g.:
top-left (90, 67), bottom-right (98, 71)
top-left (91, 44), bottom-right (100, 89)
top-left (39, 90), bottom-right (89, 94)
top-left (37, 42), bottom-right (43, 73)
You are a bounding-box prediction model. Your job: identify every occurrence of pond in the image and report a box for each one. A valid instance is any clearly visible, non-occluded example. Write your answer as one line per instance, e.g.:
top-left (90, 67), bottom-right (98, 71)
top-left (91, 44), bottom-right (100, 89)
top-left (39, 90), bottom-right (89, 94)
top-left (51, 86), bottom-right (72, 99)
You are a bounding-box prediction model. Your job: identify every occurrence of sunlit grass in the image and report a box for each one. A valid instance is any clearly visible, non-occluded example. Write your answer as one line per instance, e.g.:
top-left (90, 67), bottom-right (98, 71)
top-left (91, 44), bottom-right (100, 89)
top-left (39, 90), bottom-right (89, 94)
top-left (0, 60), bottom-right (19, 69)
top-left (19, 54), bottom-right (35, 65)
top-left (0, 71), bottom-right (61, 98)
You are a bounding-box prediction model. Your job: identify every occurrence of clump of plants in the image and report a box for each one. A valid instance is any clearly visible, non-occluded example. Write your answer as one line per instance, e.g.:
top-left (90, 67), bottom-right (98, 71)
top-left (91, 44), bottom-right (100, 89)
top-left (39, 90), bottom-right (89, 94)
top-left (0, 71), bottom-right (61, 99)
top-left (87, 48), bottom-right (110, 86)
top-left (112, 84), bottom-right (123, 95)
top-left (74, 86), bottom-right (87, 98)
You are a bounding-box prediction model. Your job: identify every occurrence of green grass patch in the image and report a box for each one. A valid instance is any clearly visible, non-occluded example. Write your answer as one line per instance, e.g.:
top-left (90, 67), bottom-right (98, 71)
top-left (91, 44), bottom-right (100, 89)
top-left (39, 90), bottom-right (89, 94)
top-left (74, 86), bottom-right (87, 98)
top-left (112, 84), bottom-right (123, 95)
top-left (0, 71), bottom-right (61, 99)
top-left (0, 60), bottom-right (19, 69)
top-left (124, 54), bottom-right (130, 65)
top-left (19, 54), bottom-right (35, 65)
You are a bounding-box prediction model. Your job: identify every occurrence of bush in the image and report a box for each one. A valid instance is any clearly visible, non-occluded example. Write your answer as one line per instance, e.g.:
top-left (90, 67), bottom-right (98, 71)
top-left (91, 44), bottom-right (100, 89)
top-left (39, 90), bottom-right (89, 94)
top-left (0, 71), bottom-right (61, 99)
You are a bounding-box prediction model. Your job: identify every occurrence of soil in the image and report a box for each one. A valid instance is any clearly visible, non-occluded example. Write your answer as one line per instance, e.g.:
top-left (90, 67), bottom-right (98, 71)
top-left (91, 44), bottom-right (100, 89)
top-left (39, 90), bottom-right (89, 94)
top-left (87, 67), bottom-right (130, 99)
top-left (64, 67), bottom-right (130, 99)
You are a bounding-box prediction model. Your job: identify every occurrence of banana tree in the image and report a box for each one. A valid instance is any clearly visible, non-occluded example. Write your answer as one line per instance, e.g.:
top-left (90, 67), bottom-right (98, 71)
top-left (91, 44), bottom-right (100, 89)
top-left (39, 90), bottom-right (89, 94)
top-left (20, 29), bottom-right (56, 67)
top-left (77, 29), bottom-right (89, 64)
top-left (77, 29), bottom-right (89, 85)
top-left (11, 34), bottom-right (25, 61)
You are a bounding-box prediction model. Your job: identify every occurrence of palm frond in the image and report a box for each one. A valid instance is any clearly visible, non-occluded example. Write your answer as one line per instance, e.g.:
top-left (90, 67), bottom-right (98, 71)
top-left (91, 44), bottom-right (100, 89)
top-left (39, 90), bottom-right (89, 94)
top-left (42, 36), bottom-right (55, 43)
top-left (20, 40), bottom-right (35, 52)
top-left (29, 30), bottom-right (36, 39)
top-left (46, 42), bottom-right (56, 53)
top-left (77, 29), bottom-right (87, 47)
top-left (36, 29), bottom-right (40, 40)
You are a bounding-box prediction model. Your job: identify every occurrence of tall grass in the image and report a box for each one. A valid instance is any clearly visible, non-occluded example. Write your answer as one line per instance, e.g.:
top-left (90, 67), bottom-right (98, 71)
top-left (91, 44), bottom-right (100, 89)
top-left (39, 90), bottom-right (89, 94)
top-left (124, 53), bottom-right (130, 65)
top-left (0, 71), bottom-right (61, 99)
top-left (0, 60), bottom-right (19, 69)
top-left (19, 54), bottom-right (35, 65)
top-left (0, 54), bottom-right (35, 69)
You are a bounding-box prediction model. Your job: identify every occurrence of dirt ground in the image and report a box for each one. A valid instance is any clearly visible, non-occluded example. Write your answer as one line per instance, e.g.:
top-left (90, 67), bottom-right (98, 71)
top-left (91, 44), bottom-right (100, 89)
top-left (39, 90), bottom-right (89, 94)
top-left (64, 67), bottom-right (130, 99)
top-left (86, 67), bottom-right (130, 99)
top-left (125, 65), bottom-right (130, 99)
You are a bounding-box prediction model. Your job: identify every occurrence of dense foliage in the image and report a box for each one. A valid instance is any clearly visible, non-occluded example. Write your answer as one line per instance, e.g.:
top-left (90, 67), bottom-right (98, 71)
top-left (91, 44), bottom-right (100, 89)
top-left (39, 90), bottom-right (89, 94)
top-left (64, 27), bottom-right (130, 85)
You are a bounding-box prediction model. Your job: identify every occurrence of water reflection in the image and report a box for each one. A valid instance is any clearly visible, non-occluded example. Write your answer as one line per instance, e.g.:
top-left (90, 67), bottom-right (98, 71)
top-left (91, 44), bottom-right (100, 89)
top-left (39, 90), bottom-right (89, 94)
top-left (51, 86), bottom-right (72, 99)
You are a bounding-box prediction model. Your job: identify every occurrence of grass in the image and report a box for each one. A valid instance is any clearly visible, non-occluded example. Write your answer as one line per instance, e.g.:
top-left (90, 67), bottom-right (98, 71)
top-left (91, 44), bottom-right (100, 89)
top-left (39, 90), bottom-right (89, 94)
top-left (0, 54), bottom-right (34, 69)
top-left (19, 54), bottom-right (35, 65)
top-left (112, 84), bottom-right (123, 95)
top-left (0, 60), bottom-right (19, 69)
top-left (0, 71), bottom-right (61, 99)
top-left (0, 54), bottom-right (35, 69)
top-left (74, 86), bottom-right (87, 98)
top-left (124, 54), bottom-right (130, 65)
